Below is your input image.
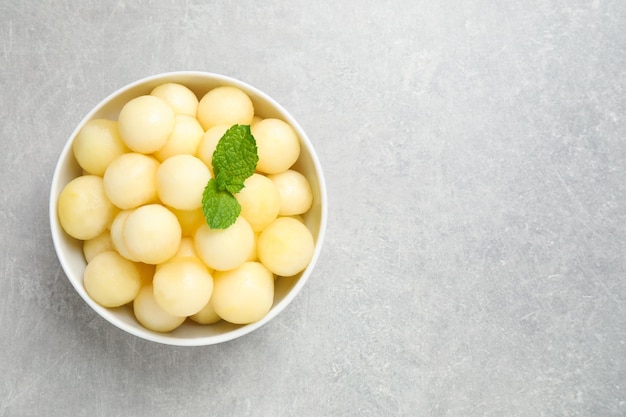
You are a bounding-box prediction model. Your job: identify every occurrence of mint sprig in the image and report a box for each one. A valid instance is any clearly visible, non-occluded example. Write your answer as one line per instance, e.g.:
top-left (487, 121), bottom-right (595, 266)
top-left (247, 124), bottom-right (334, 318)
top-left (201, 125), bottom-right (258, 229)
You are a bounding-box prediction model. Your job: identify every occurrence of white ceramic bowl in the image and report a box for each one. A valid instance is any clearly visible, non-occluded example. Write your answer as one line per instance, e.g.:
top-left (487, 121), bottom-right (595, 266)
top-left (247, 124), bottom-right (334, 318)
top-left (49, 71), bottom-right (327, 346)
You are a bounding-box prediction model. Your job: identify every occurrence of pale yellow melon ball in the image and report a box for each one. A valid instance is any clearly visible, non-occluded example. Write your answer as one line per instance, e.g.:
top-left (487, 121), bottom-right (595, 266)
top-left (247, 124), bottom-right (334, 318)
top-left (103, 153), bottom-right (159, 210)
top-left (83, 230), bottom-right (114, 263)
top-left (257, 217), bottom-right (314, 277)
top-left (196, 124), bottom-right (229, 176)
top-left (194, 216), bottom-right (254, 271)
top-left (83, 250), bottom-right (142, 307)
top-left (109, 209), bottom-right (139, 262)
top-left (133, 285), bottom-right (186, 332)
top-left (135, 262), bottom-right (156, 286)
top-left (281, 214), bottom-right (304, 222)
top-left (251, 115), bottom-right (263, 126)
top-left (156, 154), bottom-right (212, 211)
top-left (168, 207), bottom-right (205, 237)
top-left (152, 258), bottom-right (214, 317)
top-left (247, 232), bottom-right (260, 262)
top-left (72, 119), bottom-right (129, 176)
top-left (153, 114), bottom-right (205, 162)
top-left (173, 236), bottom-right (200, 259)
top-left (150, 82), bottom-right (199, 116)
top-left (118, 95), bottom-right (175, 153)
top-left (123, 204), bottom-right (182, 265)
top-left (58, 175), bottom-right (116, 240)
top-left (154, 237), bottom-right (210, 274)
top-left (189, 298), bottom-right (222, 325)
top-left (197, 86), bottom-right (254, 130)
top-left (268, 169), bottom-right (313, 215)
top-left (251, 118), bottom-right (300, 174)
top-left (211, 262), bottom-right (274, 324)
top-left (235, 173), bottom-right (280, 232)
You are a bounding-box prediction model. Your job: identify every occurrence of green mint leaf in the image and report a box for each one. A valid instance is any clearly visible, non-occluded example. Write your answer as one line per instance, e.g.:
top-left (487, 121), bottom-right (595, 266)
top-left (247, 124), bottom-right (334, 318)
top-left (201, 124), bottom-right (258, 229)
top-left (201, 178), bottom-right (241, 229)
top-left (212, 124), bottom-right (258, 194)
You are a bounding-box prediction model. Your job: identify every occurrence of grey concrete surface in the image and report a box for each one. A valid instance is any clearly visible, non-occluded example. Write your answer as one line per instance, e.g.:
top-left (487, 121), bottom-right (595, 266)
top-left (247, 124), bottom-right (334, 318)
top-left (1, 1), bottom-right (625, 416)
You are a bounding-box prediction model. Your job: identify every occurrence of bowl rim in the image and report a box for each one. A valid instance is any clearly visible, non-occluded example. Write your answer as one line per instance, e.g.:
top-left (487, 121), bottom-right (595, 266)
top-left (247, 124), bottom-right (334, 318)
top-left (49, 71), bottom-right (328, 346)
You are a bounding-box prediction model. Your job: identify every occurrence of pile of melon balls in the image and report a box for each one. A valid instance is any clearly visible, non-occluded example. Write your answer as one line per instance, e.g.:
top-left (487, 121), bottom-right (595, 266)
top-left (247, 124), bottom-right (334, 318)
top-left (57, 82), bottom-right (316, 332)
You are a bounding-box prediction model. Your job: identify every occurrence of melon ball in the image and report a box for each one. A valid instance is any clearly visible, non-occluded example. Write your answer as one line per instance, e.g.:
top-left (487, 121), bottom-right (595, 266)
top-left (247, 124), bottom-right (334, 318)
top-left (173, 236), bottom-right (200, 259)
top-left (189, 298), bottom-right (222, 325)
top-left (109, 209), bottom-right (139, 262)
top-left (83, 250), bottom-right (142, 307)
top-left (211, 262), bottom-right (274, 324)
top-left (196, 124), bottom-right (229, 176)
top-left (154, 236), bottom-right (209, 274)
top-left (251, 118), bottom-right (300, 174)
top-left (235, 173), bottom-right (280, 232)
top-left (123, 204), bottom-right (182, 265)
top-left (168, 207), bottom-right (205, 237)
top-left (268, 170), bottom-right (313, 215)
top-left (153, 114), bottom-right (204, 162)
top-left (83, 230), bottom-right (114, 263)
top-left (247, 232), bottom-right (259, 262)
top-left (282, 214), bottom-right (304, 223)
top-left (150, 82), bottom-right (199, 116)
top-left (156, 154), bottom-right (212, 211)
top-left (103, 153), bottom-right (159, 210)
top-left (257, 217), bottom-right (314, 277)
top-left (197, 86), bottom-right (254, 130)
top-left (136, 262), bottom-right (156, 286)
top-left (251, 115), bottom-right (263, 126)
top-left (72, 119), bottom-right (129, 176)
top-left (58, 175), bottom-right (116, 240)
top-left (118, 95), bottom-right (175, 153)
top-left (194, 216), bottom-right (254, 271)
top-left (133, 285), bottom-right (186, 332)
top-left (153, 258), bottom-right (214, 317)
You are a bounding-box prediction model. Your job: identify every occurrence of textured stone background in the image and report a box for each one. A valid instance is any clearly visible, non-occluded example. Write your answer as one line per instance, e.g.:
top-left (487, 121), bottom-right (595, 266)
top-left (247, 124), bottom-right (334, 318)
top-left (1, 1), bottom-right (625, 416)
